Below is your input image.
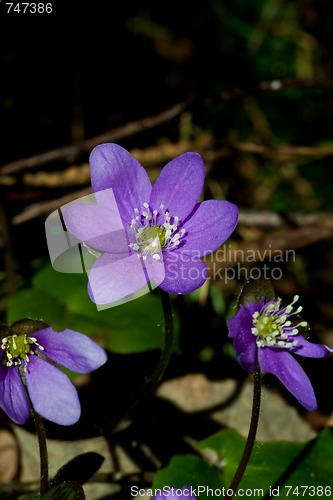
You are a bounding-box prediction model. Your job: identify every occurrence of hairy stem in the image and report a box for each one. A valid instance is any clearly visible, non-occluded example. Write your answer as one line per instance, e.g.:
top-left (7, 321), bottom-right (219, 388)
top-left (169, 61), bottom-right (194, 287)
top-left (19, 366), bottom-right (49, 496)
top-left (32, 410), bottom-right (49, 496)
top-left (105, 289), bottom-right (174, 433)
top-left (224, 365), bottom-right (261, 499)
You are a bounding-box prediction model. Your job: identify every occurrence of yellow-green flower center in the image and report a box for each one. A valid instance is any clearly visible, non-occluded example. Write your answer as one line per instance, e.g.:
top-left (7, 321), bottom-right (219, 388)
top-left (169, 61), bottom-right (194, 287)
top-left (129, 202), bottom-right (185, 260)
top-left (251, 296), bottom-right (307, 349)
top-left (1, 334), bottom-right (43, 367)
top-left (138, 225), bottom-right (166, 247)
top-left (255, 314), bottom-right (282, 337)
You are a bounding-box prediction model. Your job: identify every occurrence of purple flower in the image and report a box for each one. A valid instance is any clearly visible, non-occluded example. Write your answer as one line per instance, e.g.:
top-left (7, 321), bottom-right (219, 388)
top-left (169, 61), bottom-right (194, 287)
top-left (63, 143), bottom-right (238, 304)
top-left (153, 486), bottom-right (196, 499)
top-left (0, 319), bottom-right (107, 425)
top-left (227, 295), bottom-right (329, 410)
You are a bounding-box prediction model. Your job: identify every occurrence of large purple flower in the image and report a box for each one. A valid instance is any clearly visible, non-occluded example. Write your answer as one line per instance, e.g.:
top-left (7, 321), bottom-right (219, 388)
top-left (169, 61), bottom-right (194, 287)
top-left (63, 143), bottom-right (238, 304)
top-left (227, 295), bottom-right (329, 411)
top-left (0, 319), bottom-right (107, 425)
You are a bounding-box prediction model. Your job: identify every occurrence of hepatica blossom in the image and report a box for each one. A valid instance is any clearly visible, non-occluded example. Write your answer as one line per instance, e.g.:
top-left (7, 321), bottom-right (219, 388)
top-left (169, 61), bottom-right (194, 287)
top-left (0, 319), bottom-right (107, 425)
top-left (63, 143), bottom-right (238, 305)
top-left (228, 295), bottom-right (328, 410)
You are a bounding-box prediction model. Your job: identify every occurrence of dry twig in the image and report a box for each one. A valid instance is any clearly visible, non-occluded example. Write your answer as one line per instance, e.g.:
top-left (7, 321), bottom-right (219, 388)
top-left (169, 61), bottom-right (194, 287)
top-left (0, 102), bottom-right (186, 175)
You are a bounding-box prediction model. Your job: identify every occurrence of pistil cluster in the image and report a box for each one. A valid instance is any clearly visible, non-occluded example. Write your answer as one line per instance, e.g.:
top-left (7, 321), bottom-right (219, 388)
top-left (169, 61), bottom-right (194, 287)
top-left (251, 295), bottom-right (308, 349)
top-left (129, 202), bottom-right (185, 260)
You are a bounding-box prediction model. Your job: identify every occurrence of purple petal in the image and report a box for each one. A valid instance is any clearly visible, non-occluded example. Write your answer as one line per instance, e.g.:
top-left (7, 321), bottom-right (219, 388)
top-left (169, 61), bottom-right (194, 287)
top-left (149, 153), bottom-right (205, 222)
top-left (142, 253), bottom-right (166, 288)
top-left (0, 365), bottom-right (30, 424)
top-left (160, 253), bottom-right (208, 294)
top-left (180, 200), bottom-right (238, 255)
top-left (26, 356), bottom-right (81, 425)
top-left (291, 335), bottom-right (329, 358)
top-left (63, 202), bottom-right (127, 253)
top-left (34, 328), bottom-right (107, 373)
top-left (88, 252), bottom-right (151, 304)
top-left (258, 348), bottom-right (317, 411)
top-left (89, 143), bottom-right (152, 224)
top-left (227, 304), bottom-right (258, 373)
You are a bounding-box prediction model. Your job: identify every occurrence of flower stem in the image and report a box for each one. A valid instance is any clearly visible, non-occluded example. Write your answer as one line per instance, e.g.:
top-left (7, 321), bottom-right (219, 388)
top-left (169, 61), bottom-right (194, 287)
top-left (32, 409), bottom-right (49, 497)
top-left (131, 289), bottom-right (174, 402)
top-left (224, 365), bottom-right (262, 499)
top-left (106, 289), bottom-right (174, 432)
top-left (149, 288), bottom-right (175, 386)
top-left (19, 366), bottom-right (49, 496)
top-left (134, 288), bottom-right (174, 396)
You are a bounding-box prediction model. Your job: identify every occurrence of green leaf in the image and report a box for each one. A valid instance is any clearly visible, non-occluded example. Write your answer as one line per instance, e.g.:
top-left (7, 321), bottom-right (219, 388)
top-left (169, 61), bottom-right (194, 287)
top-left (7, 264), bottom-right (179, 354)
top-left (7, 289), bottom-right (66, 328)
top-left (20, 482), bottom-right (85, 500)
top-left (279, 428), bottom-right (333, 493)
top-left (49, 452), bottom-right (104, 489)
top-left (197, 428), bottom-right (333, 498)
top-left (198, 429), bottom-right (304, 495)
top-left (42, 482), bottom-right (85, 499)
top-left (152, 454), bottom-right (223, 499)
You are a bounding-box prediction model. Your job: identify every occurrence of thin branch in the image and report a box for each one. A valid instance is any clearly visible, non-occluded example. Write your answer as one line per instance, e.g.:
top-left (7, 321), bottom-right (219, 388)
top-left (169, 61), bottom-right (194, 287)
top-left (0, 102), bottom-right (186, 175)
top-left (217, 77), bottom-right (333, 102)
top-left (12, 187), bottom-right (92, 224)
top-left (237, 210), bottom-right (331, 228)
top-left (229, 141), bottom-right (333, 157)
top-left (205, 213), bottom-right (333, 274)
top-left (0, 197), bottom-right (17, 295)
top-left (259, 76), bottom-right (333, 91)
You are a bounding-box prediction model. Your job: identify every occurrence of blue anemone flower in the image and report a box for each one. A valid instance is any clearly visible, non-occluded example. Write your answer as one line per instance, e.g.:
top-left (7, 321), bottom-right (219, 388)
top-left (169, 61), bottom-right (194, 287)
top-left (0, 319), bottom-right (107, 425)
top-left (64, 143), bottom-right (238, 304)
top-left (227, 295), bottom-right (329, 410)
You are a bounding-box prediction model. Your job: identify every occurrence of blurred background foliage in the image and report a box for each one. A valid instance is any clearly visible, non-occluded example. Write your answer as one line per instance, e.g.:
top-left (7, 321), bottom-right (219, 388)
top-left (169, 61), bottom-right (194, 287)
top-left (1, 0), bottom-right (333, 436)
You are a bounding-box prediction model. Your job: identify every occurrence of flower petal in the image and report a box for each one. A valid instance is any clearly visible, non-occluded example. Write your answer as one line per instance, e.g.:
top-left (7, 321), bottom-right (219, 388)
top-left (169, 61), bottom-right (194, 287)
top-left (141, 253), bottom-right (166, 288)
top-left (88, 252), bottom-right (151, 304)
top-left (26, 356), bottom-right (81, 425)
top-left (180, 200), bottom-right (239, 255)
top-left (0, 365), bottom-right (30, 424)
top-left (89, 143), bottom-right (152, 224)
top-left (150, 153), bottom-right (205, 222)
top-left (160, 253), bottom-right (208, 294)
top-left (291, 335), bottom-right (329, 358)
top-left (34, 328), bottom-right (107, 373)
top-left (258, 348), bottom-right (317, 411)
top-left (227, 304), bottom-right (259, 373)
top-left (63, 202), bottom-right (127, 253)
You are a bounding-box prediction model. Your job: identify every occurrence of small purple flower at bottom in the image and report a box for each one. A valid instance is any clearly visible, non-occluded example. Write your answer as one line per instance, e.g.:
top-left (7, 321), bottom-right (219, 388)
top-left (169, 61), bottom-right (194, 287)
top-left (153, 486), bottom-right (196, 499)
top-left (227, 295), bottom-right (329, 411)
top-left (0, 319), bottom-right (107, 426)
